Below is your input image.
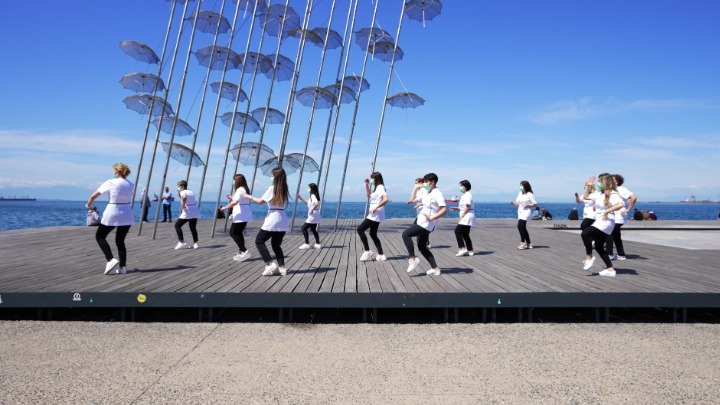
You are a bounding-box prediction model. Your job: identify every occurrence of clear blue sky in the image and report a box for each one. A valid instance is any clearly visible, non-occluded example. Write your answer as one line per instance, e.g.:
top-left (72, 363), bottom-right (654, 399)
top-left (1, 0), bottom-right (719, 203)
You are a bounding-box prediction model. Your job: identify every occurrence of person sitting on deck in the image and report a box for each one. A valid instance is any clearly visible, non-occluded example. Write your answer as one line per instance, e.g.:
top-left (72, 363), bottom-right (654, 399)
top-left (648, 211), bottom-right (657, 220)
top-left (540, 207), bottom-right (553, 220)
top-left (633, 208), bottom-right (644, 221)
top-left (87, 206), bottom-right (100, 226)
top-left (568, 207), bottom-right (579, 220)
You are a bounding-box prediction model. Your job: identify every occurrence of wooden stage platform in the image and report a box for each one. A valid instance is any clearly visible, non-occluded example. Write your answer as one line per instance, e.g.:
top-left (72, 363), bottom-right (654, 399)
top-left (1, 219), bottom-right (719, 322)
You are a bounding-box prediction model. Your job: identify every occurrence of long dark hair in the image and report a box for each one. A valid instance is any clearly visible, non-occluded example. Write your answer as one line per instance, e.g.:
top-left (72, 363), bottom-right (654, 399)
top-left (270, 167), bottom-right (289, 206)
top-left (308, 183), bottom-right (320, 201)
top-left (233, 173), bottom-right (249, 193)
top-left (520, 180), bottom-right (533, 194)
top-left (370, 171), bottom-right (384, 192)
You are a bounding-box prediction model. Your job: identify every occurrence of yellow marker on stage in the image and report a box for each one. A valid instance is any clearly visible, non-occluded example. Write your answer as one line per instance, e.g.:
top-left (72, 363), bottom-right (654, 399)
top-left (137, 294), bottom-right (146, 303)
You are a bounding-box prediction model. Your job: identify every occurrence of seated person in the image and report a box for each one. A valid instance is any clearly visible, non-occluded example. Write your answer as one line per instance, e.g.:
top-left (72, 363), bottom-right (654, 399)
top-left (633, 208), bottom-right (644, 221)
top-left (648, 211), bottom-right (657, 220)
top-left (641, 210), bottom-right (649, 220)
top-left (86, 206), bottom-right (100, 226)
top-left (540, 207), bottom-right (553, 220)
top-left (531, 207), bottom-right (542, 220)
top-left (567, 207), bottom-right (579, 220)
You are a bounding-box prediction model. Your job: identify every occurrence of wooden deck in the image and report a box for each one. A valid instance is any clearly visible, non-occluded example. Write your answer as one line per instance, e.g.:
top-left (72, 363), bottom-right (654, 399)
top-left (1, 219), bottom-right (719, 318)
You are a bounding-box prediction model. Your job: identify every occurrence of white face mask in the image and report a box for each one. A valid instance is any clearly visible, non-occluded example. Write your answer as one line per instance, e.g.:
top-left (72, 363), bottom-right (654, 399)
top-left (307, 188), bottom-right (311, 193)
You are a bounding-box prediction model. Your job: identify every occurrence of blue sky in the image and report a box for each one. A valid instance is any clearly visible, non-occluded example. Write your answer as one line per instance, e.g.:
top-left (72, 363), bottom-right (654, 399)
top-left (1, 0), bottom-right (719, 203)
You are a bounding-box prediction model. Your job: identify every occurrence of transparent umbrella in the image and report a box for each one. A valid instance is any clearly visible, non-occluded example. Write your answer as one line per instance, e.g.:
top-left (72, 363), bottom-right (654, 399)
top-left (286, 153), bottom-right (320, 173)
top-left (323, 84), bottom-right (356, 104)
top-left (230, 142), bottom-right (275, 165)
top-left (210, 81), bottom-right (248, 103)
top-left (296, 86), bottom-right (336, 109)
top-left (386, 92), bottom-right (425, 108)
top-left (340, 75), bottom-right (370, 93)
top-left (257, 4), bottom-right (301, 38)
top-left (188, 10), bottom-right (231, 34)
top-left (251, 107), bottom-right (285, 124)
top-left (219, 111), bottom-right (261, 133)
top-left (195, 45), bottom-right (240, 70)
top-left (152, 116), bottom-right (195, 136)
top-left (354, 27), bottom-right (392, 49)
top-left (234, 0), bottom-right (268, 16)
top-left (288, 29), bottom-right (325, 48)
top-left (369, 41), bottom-right (404, 62)
top-left (404, 0), bottom-right (443, 27)
top-left (311, 27), bottom-right (343, 50)
top-left (123, 94), bottom-right (174, 117)
top-left (259, 154), bottom-right (302, 176)
top-left (119, 73), bottom-right (165, 93)
top-left (161, 142), bottom-right (204, 167)
top-left (119, 40), bottom-right (160, 64)
top-left (237, 52), bottom-right (273, 74)
top-left (263, 54), bottom-right (294, 82)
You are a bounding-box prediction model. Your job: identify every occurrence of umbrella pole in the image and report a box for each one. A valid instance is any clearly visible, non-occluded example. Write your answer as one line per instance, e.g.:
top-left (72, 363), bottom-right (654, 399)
top-left (185, 0), bottom-right (229, 185)
top-left (319, 0), bottom-right (360, 218)
top-left (365, 0), bottom-right (406, 215)
top-left (209, 0), bottom-right (264, 238)
top-left (151, 0), bottom-right (203, 240)
top-left (290, 0), bottom-right (339, 233)
top-left (137, 0), bottom-right (193, 236)
top-left (131, 0), bottom-right (178, 210)
top-left (333, 0), bottom-right (382, 232)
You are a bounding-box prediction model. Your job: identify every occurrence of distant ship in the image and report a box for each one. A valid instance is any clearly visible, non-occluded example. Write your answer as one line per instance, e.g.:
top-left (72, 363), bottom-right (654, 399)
top-left (151, 193), bottom-right (159, 202)
top-left (445, 195), bottom-right (459, 203)
top-left (680, 194), bottom-right (714, 204)
top-left (0, 195), bottom-right (36, 201)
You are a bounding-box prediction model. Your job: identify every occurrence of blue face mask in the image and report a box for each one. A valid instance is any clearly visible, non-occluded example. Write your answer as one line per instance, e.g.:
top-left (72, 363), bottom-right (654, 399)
top-left (459, 187), bottom-right (464, 193)
top-left (423, 183), bottom-right (430, 191)
top-left (596, 182), bottom-right (604, 192)
top-left (307, 188), bottom-right (311, 194)
top-left (519, 186), bottom-right (524, 192)
top-left (369, 179), bottom-right (375, 185)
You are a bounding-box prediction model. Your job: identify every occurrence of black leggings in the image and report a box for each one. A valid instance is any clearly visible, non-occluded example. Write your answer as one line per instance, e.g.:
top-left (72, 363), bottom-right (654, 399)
top-left (229, 222), bottom-right (248, 252)
top-left (580, 218), bottom-right (595, 231)
top-left (605, 223), bottom-right (625, 256)
top-left (255, 229), bottom-right (286, 266)
top-left (302, 222), bottom-right (320, 244)
top-left (517, 219), bottom-right (531, 244)
top-left (95, 224), bottom-right (131, 267)
top-left (175, 218), bottom-right (198, 243)
top-left (357, 219), bottom-right (383, 254)
top-left (454, 224), bottom-right (473, 251)
top-left (402, 224), bottom-right (437, 268)
top-left (581, 226), bottom-right (613, 268)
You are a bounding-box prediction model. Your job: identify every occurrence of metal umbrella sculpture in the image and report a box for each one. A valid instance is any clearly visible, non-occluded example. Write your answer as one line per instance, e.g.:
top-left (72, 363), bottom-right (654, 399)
top-left (119, 73), bottom-right (166, 93)
top-left (287, 153), bottom-right (320, 173)
top-left (220, 112), bottom-right (261, 133)
top-left (257, 4), bottom-right (301, 39)
top-left (404, 0), bottom-right (443, 27)
top-left (288, 29), bottom-right (325, 47)
top-left (152, 116), bottom-right (195, 136)
top-left (123, 94), bottom-right (174, 117)
top-left (353, 27), bottom-right (392, 49)
top-left (323, 84), bottom-right (355, 104)
top-left (296, 86), bottom-right (336, 109)
top-left (230, 142), bottom-right (275, 166)
top-left (210, 81), bottom-right (248, 103)
top-left (250, 107), bottom-right (284, 124)
top-left (119, 40), bottom-right (160, 64)
top-left (161, 142), bottom-right (205, 167)
top-left (237, 52), bottom-right (273, 74)
top-left (339, 75), bottom-right (370, 93)
top-left (386, 92), bottom-right (425, 108)
top-left (259, 154), bottom-right (303, 176)
top-left (368, 40), bottom-right (404, 62)
top-left (187, 9), bottom-right (231, 34)
top-left (312, 27), bottom-right (343, 49)
top-left (263, 54), bottom-right (295, 82)
top-left (194, 45), bottom-right (240, 70)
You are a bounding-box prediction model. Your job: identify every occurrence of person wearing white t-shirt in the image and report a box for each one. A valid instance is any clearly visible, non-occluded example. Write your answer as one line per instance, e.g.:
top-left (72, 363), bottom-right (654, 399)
top-left (220, 174), bottom-right (253, 262)
top-left (357, 172), bottom-right (389, 262)
top-left (173, 180), bottom-right (200, 250)
top-left (242, 167), bottom-right (290, 276)
top-left (296, 183), bottom-right (322, 250)
top-left (407, 177), bottom-right (432, 249)
top-left (403, 173), bottom-right (447, 276)
top-left (574, 188), bottom-right (596, 231)
top-left (605, 174), bottom-right (637, 261)
top-left (85, 162), bottom-right (135, 275)
top-left (509, 180), bottom-right (537, 250)
top-left (581, 174), bottom-right (625, 277)
top-left (449, 180), bottom-right (475, 256)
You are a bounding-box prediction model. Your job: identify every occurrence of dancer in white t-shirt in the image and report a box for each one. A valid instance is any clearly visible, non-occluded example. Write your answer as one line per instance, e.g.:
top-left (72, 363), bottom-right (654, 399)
top-left (581, 174), bottom-right (625, 277)
top-left (174, 180), bottom-right (200, 250)
top-left (242, 167), bottom-right (290, 276)
top-left (296, 183), bottom-right (322, 250)
top-left (509, 180), bottom-right (537, 250)
top-left (449, 180), bottom-right (475, 256)
top-left (403, 173), bottom-right (447, 276)
top-left (220, 174), bottom-right (253, 262)
top-left (357, 172), bottom-right (389, 262)
top-left (407, 177), bottom-right (431, 249)
top-left (574, 186), bottom-right (596, 231)
top-left (85, 162), bottom-right (135, 275)
top-left (606, 174), bottom-right (637, 261)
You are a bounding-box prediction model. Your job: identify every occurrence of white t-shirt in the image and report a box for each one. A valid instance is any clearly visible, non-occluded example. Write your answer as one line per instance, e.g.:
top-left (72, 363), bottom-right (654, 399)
top-left (414, 187), bottom-right (428, 215)
top-left (458, 191), bottom-right (475, 227)
top-left (516, 192), bottom-right (537, 221)
top-left (260, 186), bottom-right (289, 232)
top-left (366, 184), bottom-right (387, 222)
top-left (179, 189), bottom-right (200, 219)
top-left (306, 194), bottom-right (321, 224)
top-left (582, 198), bottom-right (596, 220)
top-left (97, 178), bottom-right (135, 226)
top-left (416, 188), bottom-right (446, 232)
top-left (589, 191), bottom-right (623, 234)
top-left (614, 185), bottom-right (635, 225)
top-left (231, 187), bottom-right (252, 223)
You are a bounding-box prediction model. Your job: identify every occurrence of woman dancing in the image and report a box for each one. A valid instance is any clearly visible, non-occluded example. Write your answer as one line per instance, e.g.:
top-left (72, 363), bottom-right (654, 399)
top-left (357, 172), bottom-right (388, 262)
top-left (509, 180), bottom-right (536, 250)
top-left (296, 183), bottom-right (322, 250)
top-left (581, 174), bottom-right (624, 277)
top-left (450, 180), bottom-right (475, 256)
top-left (220, 174), bottom-right (253, 261)
top-left (403, 173), bottom-right (447, 275)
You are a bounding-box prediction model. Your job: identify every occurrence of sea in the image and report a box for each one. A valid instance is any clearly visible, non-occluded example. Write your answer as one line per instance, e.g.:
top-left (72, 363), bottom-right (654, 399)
top-left (0, 200), bottom-right (718, 232)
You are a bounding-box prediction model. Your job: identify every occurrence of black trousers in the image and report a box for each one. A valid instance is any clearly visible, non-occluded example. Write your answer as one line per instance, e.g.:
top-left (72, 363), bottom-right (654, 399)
top-left (412, 217), bottom-right (430, 245)
top-left (256, 229), bottom-right (286, 266)
top-left (357, 219), bottom-right (383, 254)
top-left (174, 218), bottom-right (198, 243)
top-left (402, 224), bottom-right (437, 268)
top-left (454, 224), bottom-right (473, 251)
top-left (580, 218), bottom-right (595, 231)
top-left (605, 223), bottom-right (625, 256)
top-left (229, 222), bottom-right (248, 252)
top-left (162, 204), bottom-right (172, 221)
top-left (517, 219), bottom-right (531, 244)
top-left (95, 224), bottom-right (131, 267)
top-left (141, 205), bottom-right (150, 221)
top-left (581, 226), bottom-right (613, 268)
top-left (302, 222), bottom-right (320, 244)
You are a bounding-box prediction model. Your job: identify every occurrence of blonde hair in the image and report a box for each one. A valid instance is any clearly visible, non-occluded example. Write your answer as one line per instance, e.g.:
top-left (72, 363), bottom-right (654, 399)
top-left (113, 162), bottom-right (131, 178)
top-left (597, 173), bottom-right (617, 208)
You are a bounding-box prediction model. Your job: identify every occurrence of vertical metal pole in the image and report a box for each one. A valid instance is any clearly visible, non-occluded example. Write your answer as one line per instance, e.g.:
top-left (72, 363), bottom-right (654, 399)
top-left (333, 0), bottom-right (383, 231)
top-left (131, 0), bottom-right (179, 209)
top-left (137, 0), bottom-right (193, 236)
top-left (151, 0), bottom-right (204, 239)
top-left (289, 0), bottom-right (338, 233)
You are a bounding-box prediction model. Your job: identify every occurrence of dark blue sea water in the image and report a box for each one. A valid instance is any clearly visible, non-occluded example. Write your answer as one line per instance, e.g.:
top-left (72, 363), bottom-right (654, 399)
top-left (0, 200), bottom-right (718, 231)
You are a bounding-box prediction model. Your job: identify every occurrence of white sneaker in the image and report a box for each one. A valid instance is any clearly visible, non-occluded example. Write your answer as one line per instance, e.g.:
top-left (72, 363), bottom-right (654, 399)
top-left (313, 243), bottom-right (322, 249)
top-left (232, 253), bottom-right (243, 261)
top-left (278, 266), bottom-right (287, 276)
top-left (456, 248), bottom-right (468, 257)
top-left (617, 255), bottom-right (627, 261)
top-left (104, 258), bottom-right (119, 275)
top-left (299, 243), bottom-right (310, 250)
top-left (238, 251), bottom-right (251, 261)
top-left (406, 257), bottom-right (421, 273)
top-left (467, 251), bottom-right (474, 256)
top-left (527, 244), bottom-right (534, 249)
top-left (376, 254), bottom-right (387, 261)
top-left (116, 267), bottom-right (127, 275)
top-left (517, 243), bottom-right (528, 250)
top-left (426, 268), bottom-right (441, 276)
top-left (609, 255), bottom-right (619, 260)
top-left (583, 257), bottom-right (596, 270)
top-left (426, 244), bottom-right (432, 249)
top-left (599, 269), bottom-right (616, 277)
top-left (360, 251), bottom-right (374, 261)
top-left (174, 242), bottom-right (186, 250)
top-left (188, 243), bottom-right (198, 249)
top-left (262, 262), bottom-right (278, 276)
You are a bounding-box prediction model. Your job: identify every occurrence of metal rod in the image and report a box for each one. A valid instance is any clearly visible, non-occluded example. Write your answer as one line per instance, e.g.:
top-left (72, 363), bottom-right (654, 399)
top-left (333, 0), bottom-right (383, 231)
top-left (289, 0), bottom-right (339, 233)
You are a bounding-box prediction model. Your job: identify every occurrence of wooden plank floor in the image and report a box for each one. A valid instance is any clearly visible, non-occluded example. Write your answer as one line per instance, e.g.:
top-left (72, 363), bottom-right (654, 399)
top-left (1, 219), bottom-right (719, 308)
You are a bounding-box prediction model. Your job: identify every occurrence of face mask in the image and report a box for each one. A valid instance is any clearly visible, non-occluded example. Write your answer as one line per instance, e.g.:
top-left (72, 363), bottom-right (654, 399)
top-left (307, 188), bottom-right (311, 194)
top-left (270, 176), bottom-right (274, 181)
top-left (369, 179), bottom-right (375, 185)
top-left (423, 183), bottom-right (430, 191)
top-left (519, 186), bottom-right (524, 192)
top-left (177, 187), bottom-right (182, 192)
top-left (459, 187), bottom-right (464, 193)
top-left (113, 172), bottom-right (118, 178)
top-left (596, 182), bottom-right (604, 192)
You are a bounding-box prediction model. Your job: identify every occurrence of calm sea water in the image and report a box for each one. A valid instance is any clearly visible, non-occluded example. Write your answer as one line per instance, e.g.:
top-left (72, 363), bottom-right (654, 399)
top-left (0, 200), bottom-right (718, 231)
